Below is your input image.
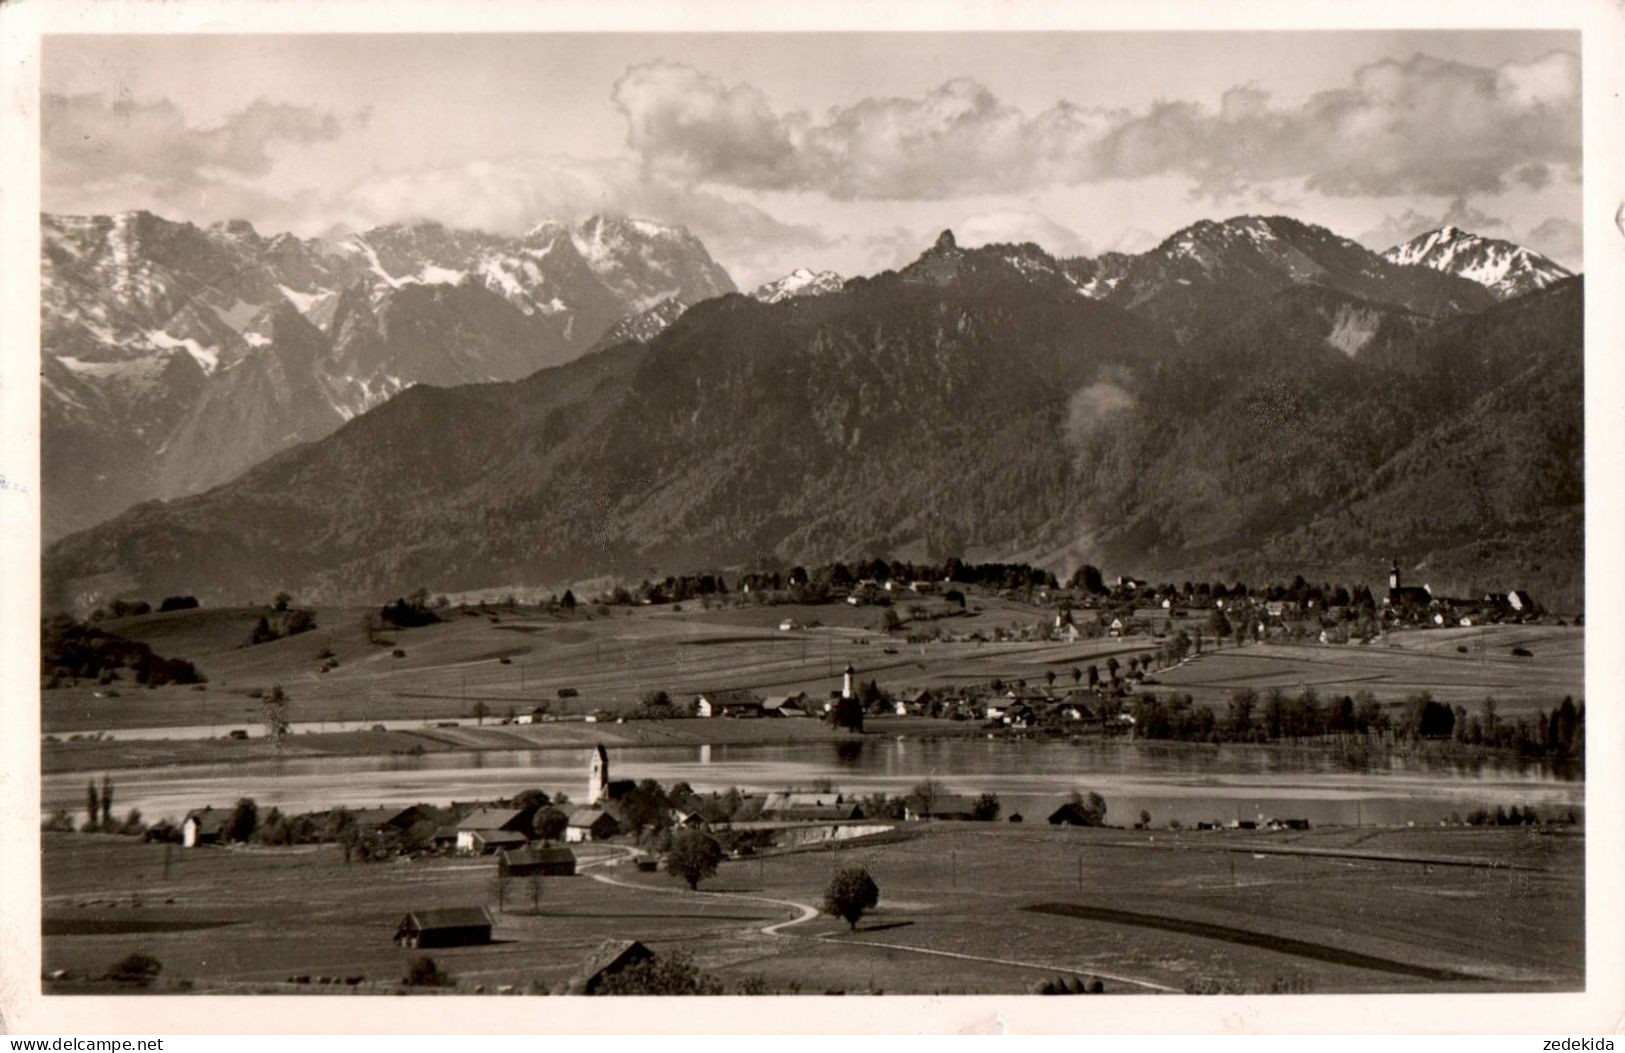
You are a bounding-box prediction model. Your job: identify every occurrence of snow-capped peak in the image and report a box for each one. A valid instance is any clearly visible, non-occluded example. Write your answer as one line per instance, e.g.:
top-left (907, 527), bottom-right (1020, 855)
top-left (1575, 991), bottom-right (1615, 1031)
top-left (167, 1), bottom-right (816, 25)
top-left (751, 267), bottom-right (844, 304)
top-left (1383, 227), bottom-right (1572, 301)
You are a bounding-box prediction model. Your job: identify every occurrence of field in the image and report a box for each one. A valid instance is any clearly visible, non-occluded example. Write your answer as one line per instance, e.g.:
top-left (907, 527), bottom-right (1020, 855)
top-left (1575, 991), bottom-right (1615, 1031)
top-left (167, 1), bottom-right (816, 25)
top-left (40, 821), bottom-right (1583, 996)
top-left (43, 597), bottom-right (1584, 744)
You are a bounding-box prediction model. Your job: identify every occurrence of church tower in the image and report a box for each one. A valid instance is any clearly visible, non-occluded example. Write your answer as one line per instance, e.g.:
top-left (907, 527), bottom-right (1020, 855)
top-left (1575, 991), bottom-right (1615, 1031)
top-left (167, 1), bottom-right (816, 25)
top-left (1389, 558), bottom-right (1401, 593)
top-left (588, 744), bottom-right (608, 805)
top-left (842, 663), bottom-right (857, 700)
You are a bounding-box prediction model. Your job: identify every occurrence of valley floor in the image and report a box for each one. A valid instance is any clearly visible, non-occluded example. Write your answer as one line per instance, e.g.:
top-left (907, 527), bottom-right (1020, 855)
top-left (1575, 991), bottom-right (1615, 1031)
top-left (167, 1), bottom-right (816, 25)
top-left (39, 822), bottom-right (1583, 996)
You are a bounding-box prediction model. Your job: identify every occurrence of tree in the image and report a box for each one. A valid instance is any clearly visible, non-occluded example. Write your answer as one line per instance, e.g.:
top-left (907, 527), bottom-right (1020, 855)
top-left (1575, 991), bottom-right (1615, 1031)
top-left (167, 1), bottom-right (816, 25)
top-left (273, 591), bottom-right (293, 612)
top-left (472, 701), bottom-right (488, 726)
top-left (971, 793), bottom-right (1001, 821)
top-left (910, 778), bottom-right (943, 819)
top-left (1071, 667), bottom-right (1082, 686)
top-left (104, 952), bottom-right (163, 984)
top-left (594, 951), bottom-right (724, 995)
top-left (664, 830), bottom-right (724, 890)
top-left (1139, 809), bottom-right (1152, 828)
top-left (534, 807), bottom-right (569, 841)
top-left (405, 956), bottom-right (449, 987)
top-left (100, 774), bottom-right (113, 827)
top-left (823, 866), bottom-right (881, 931)
top-left (829, 696), bottom-right (864, 734)
top-left (226, 797), bottom-right (258, 842)
top-left (85, 780), bottom-right (100, 830)
top-left (561, 589), bottom-right (577, 610)
top-left (1068, 790), bottom-right (1108, 826)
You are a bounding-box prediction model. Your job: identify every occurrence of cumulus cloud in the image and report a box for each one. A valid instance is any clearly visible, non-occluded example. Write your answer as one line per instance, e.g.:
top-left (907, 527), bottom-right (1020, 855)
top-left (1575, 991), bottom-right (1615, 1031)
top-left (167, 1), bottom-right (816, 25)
top-left (316, 154), bottom-right (829, 287)
top-left (612, 51), bottom-right (1580, 203)
top-left (950, 210), bottom-right (1092, 257)
top-left (44, 93), bottom-right (358, 186)
top-left (1524, 217), bottom-right (1582, 268)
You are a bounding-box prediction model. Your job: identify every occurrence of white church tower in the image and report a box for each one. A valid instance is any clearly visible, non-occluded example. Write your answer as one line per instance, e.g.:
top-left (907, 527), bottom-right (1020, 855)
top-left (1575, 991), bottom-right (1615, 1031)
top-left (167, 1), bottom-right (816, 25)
top-left (588, 743), bottom-right (609, 805)
top-left (842, 663), bottom-right (857, 700)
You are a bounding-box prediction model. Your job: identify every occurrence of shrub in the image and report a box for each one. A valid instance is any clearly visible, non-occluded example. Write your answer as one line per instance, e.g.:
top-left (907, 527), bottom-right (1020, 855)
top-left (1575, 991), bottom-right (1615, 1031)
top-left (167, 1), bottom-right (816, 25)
top-left (104, 952), bottom-right (162, 983)
top-left (404, 956), bottom-right (449, 987)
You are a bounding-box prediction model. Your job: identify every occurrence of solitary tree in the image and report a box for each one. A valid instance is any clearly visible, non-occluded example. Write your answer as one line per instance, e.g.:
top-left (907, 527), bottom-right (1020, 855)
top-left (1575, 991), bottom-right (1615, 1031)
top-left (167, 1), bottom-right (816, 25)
top-left (1068, 790), bottom-right (1108, 826)
top-left (664, 830), bottom-right (724, 890)
top-left (472, 700), bottom-right (488, 726)
top-left (100, 774), bottom-right (114, 826)
top-left (226, 797), bottom-right (258, 842)
top-left (85, 780), bottom-right (100, 830)
top-left (910, 778), bottom-right (944, 819)
top-left (823, 866), bottom-right (881, 931)
top-left (971, 792), bottom-right (1001, 821)
top-left (273, 591), bottom-right (293, 612)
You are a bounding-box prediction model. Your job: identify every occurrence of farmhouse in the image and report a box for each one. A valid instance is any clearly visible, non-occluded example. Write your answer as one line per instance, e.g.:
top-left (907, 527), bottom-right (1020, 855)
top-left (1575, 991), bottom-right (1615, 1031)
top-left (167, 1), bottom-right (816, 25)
top-left (1507, 590), bottom-right (1536, 612)
top-left (182, 807), bottom-right (231, 847)
top-left (565, 808), bottom-right (621, 843)
top-left (1047, 802), bottom-right (1099, 827)
top-left (904, 794), bottom-right (978, 821)
top-left (394, 907), bottom-right (492, 948)
top-left (499, 845), bottom-right (577, 877)
top-left (761, 695), bottom-right (809, 717)
top-left (454, 807), bottom-right (532, 854)
top-left (566, 939), bottom-right (657, 995)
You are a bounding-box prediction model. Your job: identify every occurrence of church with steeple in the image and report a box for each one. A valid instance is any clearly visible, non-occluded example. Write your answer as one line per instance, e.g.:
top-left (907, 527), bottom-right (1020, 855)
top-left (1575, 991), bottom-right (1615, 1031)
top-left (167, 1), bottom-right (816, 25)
top-left (1386, 558), bottom-right (1433, 607)
top-left (587, 744), bottom-right (636, 806)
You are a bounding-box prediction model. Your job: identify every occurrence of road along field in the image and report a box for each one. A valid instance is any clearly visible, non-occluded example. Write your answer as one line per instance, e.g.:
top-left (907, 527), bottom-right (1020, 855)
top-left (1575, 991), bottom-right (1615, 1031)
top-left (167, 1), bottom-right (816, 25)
top-left (43, 601), bottom-right (1583, 738)
top-left (41, 820), bottom-right (1582, 996)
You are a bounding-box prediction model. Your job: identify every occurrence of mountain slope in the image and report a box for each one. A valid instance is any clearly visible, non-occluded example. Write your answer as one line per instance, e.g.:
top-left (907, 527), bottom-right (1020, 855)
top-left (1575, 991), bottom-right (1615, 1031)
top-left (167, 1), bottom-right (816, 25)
top-left (1071, 215), bottom-right (1495, 341)
top-left (40, 210), bottom-right (736, 538)
top-left (1383, 226), bottom-right (1573, 301)
top-left (43, 231), bottom-right (1581, 612)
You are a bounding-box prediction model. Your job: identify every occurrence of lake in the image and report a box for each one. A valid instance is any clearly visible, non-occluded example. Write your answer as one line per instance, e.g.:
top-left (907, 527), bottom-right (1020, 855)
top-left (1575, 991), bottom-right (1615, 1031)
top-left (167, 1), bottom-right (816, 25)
top-left (41, 737), bottom-right (1583, 829)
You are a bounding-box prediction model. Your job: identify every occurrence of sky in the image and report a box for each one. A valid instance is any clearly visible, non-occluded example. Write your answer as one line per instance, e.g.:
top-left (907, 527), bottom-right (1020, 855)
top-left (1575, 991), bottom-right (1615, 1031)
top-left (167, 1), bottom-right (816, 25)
top-left (41, 31), bottom-right (1583, 287)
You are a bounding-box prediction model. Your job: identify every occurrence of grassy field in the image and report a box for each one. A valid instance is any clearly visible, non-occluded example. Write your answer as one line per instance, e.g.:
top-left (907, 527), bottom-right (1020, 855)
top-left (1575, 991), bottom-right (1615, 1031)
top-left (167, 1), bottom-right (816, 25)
top-left (43, 599), bottom-right (1583, 742)
top-left (40, 820), bottom-right (1582, 996)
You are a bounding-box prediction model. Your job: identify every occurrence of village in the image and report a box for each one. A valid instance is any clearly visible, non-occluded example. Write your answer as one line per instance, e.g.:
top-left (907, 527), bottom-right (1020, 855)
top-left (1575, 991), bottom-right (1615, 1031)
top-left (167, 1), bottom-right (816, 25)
top-left (37, 556), bottom-right (1583, 997)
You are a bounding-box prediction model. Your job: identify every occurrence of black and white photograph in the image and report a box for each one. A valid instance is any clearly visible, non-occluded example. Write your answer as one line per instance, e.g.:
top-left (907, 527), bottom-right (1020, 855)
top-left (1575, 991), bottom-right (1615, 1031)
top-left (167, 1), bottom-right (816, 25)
top-left (2, 0), bottom-right (1621, 1037)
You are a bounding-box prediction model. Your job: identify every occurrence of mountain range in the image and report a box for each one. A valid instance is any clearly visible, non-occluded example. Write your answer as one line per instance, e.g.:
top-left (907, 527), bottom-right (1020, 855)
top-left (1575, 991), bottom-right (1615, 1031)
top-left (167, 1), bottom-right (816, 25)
top-left (40, 210), bottom-right (735, 539)
top-left (41, 214), bottom-right (1583, 611)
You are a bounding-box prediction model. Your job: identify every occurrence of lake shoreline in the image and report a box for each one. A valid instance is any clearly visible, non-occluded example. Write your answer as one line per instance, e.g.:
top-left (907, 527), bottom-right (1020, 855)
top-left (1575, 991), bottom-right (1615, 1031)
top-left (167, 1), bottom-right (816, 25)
top-left (40, 714), bottom-right (1579, 786)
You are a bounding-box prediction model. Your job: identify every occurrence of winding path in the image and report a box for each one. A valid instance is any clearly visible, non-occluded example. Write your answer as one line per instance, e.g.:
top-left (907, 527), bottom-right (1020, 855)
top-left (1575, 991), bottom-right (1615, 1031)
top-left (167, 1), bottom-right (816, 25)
top-left (578, 847), bottom-right (1176, 992)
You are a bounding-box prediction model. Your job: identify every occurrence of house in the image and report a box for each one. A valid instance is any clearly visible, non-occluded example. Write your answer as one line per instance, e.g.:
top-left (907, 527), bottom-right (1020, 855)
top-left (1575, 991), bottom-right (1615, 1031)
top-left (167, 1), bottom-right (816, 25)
top-left (394, 907), bottom-right (493, 948)
top-left (566, 939), bottom-right (657, 995)
top-left (1057, 623), bottom-right (1082, 643)
top-left (430, 826), bottom-right (460, 850)
top-left (1507, 590), bottom-right (1536, 612)
top-left (564, 808), bottom-right (621, 843)
top-left (1264, 818), bottom-right (1311, 831)
top-left (469, 829), bottom-right (530, 855)
top-left (1108, 617), bottom-right (1125, 637)
top-left (669, 810), bottom-right (708, 830)
top-left (694, 696), bottom-right (714, 718)
top-left (499, 844), bottom-right (577, 877)
top-left (904, 794), bottom-right (978, 822)
top-left (761, 695), bottom-right (808, 718)
top-left (1047, 802), bottom-right (1099, 827)
top-left (762, 791), bottom-right (845, 814)
top-left (697, 690), bottom-right (764, 719)
top-left (347, 805), bottom-right (426, 836)
top-left (454, 807), bottom-right (532, 854)
top-left (778, 618), bottom-right (801, 632)
top-left (182, 807), bottom-right (231, 847)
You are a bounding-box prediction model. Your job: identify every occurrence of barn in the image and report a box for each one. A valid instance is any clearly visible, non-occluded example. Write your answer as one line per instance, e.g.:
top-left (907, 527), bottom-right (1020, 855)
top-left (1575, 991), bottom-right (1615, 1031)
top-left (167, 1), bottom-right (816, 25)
top-left (499, 845), bottom-right (577, 877)
top-left (564, 808), bottom-right (622, 843)
top-left (393, 907), bottom-right (493, 948)
top-left (454, 807), bottom-right (532, 854)
top-left (182, 807), bottom-right (231, 847)
top-left (566, 939), bottom-right (657, 994)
